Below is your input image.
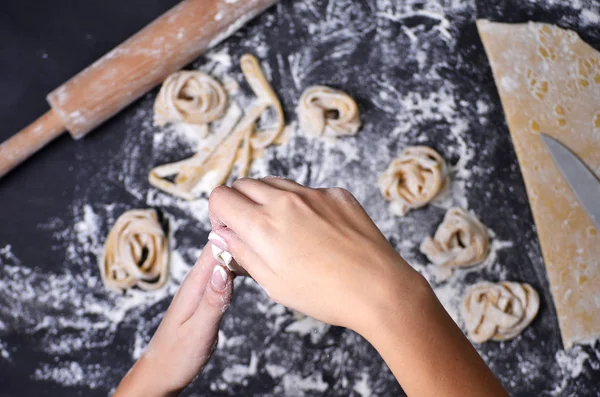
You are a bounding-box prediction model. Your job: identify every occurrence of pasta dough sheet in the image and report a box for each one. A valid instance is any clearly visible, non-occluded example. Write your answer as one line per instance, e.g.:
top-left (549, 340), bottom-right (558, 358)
top-left (477, 20), bottom-right (600, 349)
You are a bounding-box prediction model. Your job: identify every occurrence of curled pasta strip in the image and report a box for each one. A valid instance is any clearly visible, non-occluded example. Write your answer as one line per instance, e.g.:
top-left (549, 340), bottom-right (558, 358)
top-left (420, 207), bottom-right (489, 269)
top-left (297, 85), bottom-right (361, 138)
top-left (100, 209), bottom-right (169, 291)
top-left (240, 53), bottom-right (285, 150)
top-left (379, 146), bottom-right (448, 216)
top-left (149, 54), bottom-right (285, 200)
top-left (462, 281), bottom-right (540, 343)
top-left (153, 70), bottom-right (228, 135)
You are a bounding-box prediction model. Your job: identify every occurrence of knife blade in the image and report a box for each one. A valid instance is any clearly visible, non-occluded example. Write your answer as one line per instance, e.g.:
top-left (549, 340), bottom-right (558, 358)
top-left (541, 133), bottom-right (600, 230)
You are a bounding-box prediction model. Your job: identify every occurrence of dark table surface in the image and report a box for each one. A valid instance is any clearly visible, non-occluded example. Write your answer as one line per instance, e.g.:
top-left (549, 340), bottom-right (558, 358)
top-left (1, 0), bottom-right (600, 396)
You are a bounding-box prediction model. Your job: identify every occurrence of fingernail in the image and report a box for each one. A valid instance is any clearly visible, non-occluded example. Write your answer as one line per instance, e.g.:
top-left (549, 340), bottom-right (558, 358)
top-left (211, 265), bottom-right (228, 291)
top-left (208, 231), bottom-right (228, 250)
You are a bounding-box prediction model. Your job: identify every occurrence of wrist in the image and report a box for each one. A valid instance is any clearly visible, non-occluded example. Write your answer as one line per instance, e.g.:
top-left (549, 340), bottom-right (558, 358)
top-left (356, 260), bottom-right (435, 345)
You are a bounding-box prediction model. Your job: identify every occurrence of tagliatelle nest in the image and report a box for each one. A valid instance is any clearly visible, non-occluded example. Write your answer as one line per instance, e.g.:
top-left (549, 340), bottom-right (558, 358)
top-left (462, 281), bottom-right (540, 343)
top-left (379, 146), bottom-right (448, 216)
top-left (100, 209), bottom-right (169, 291)
top-left (420, 207), bottom-right (489, 270)
top-left (153, 70), bottom-right (228, 132)
top-left (297, 85), bottom-right (361, 138)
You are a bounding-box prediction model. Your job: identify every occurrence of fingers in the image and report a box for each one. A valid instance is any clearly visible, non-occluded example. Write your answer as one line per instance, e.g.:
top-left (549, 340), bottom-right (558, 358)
top-left (209, 227), bottom-right (275, 286)
top-left (231, 178), bottom-right (281, 204)
top-left (208, 185), bottom-right (261, 239)
top-left (260, 176), bottom-right (307, 193)
top-left (165, 246), bottom-right (217, 326)
top-left (183, 264), bottom-right (234, 342)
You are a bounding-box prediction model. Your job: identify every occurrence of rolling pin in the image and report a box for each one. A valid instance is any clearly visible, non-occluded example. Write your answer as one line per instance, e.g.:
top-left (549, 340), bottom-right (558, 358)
top-left (0, 0), bottom-right (279, 179)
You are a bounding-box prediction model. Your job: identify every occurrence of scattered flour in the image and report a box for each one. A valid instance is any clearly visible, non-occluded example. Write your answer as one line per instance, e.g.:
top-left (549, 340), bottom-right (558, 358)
top-left (580, 9), bottom-right (600, 26)
top-left (353, 372), bottom-right (372, 397)
top-left (221, 351), bottom-right (258, 383)
top-left (0, 339), bottom-right (10, 361)
top-left (265, 363), bottom-right (287, 378)
top-left (550, 346), bottom-right (591, 395)
top-left (1, 0), bottom-right (599, 395)
top-left (34, 361), bottom-right (110, 389)
top-left (280, 373), bottom-right (329, 396)
top-left (285, 316), bottom-right (331, 344)
top-left (556, 346), bottom-right (590, 379)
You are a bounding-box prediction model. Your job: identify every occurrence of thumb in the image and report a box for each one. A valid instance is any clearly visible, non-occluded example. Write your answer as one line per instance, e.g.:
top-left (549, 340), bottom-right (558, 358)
top-left (184, 265), bottom-right (233, 341)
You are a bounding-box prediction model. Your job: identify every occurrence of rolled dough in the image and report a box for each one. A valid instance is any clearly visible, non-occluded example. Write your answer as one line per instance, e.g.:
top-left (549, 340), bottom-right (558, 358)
top-left (477, 20), bottom-right (600, 348)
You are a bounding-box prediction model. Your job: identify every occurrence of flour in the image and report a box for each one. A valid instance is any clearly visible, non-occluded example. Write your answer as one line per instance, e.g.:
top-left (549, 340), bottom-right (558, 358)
top-left (285, 316), bottom-right (331, 344)
top-left (280, 373), bottom-right (329, 396)
top-left (221, 351), bottom-right (259, 383)
top-left (34, 361), bottom-right (110, 389)
top-left (0, 338), bottom-right (10, 361)
top-left (549, 346), bottom-right (591, 395)
top-left (0, 204), bottom-right (196, 387)
top-left (580, 9), bottom-right (600, 26)
top-left (2, 0), bottom-right (599, 395)
top-left (556, 346), bottom-right (590, 379)
top-left (353, 372), bottom-right (372, 397)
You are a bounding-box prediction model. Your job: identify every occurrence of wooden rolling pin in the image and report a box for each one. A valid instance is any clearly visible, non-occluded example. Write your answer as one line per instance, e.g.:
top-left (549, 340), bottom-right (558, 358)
top-left (0, 0), bottom-right (279, 178)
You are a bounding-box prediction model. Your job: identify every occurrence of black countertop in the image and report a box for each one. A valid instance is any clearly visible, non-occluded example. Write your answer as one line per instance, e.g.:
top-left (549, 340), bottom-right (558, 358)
top-left (1, 0), bottom-right (599, 396)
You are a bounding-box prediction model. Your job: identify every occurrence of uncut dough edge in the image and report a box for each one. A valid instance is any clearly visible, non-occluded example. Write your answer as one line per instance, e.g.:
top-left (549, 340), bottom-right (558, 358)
top-left (477, 19), bottom-right (600, 349)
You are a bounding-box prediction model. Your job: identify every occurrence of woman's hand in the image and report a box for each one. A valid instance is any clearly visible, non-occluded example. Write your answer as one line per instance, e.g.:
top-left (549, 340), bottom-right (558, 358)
top-left (207, 177), bottom-right (428, 336)
top-left (208, 178), bottom-right (509, 397)
top-left (113, 245), bottom-right (233, 397)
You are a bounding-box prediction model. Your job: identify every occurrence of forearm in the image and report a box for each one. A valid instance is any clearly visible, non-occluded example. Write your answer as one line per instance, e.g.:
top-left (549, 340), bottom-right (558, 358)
top-left (361, 269), bottom-right (509, 397)
top-left (113, 356), bottom-right (181, 397)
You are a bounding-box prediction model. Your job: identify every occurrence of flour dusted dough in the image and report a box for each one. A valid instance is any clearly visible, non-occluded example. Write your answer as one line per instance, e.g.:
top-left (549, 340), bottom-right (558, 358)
top-left (153, 71), bottom-right (228, 137)
top-left (149, 54), bottom-right (285, 200)
top-left (462, 281), bottom-right (540, 343)
top-left (379, 146), bottom-right (448, 216)
top-left (208, 231), bottom-right (233, 268)
top-left (477, 20), bottom-right (600, 348)
top-left (100, 209), bottom-right (169, 291)
top-left (420, 207), bottom-right (489, 270)
top-left (208, 231), bottom-right (248, 276)
top-left (297, 85), bottom-right (361, 138)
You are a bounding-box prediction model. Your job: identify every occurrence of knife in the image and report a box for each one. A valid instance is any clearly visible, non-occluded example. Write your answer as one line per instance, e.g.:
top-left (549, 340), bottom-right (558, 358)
top-left (541, 133), bottom-right (600, 230)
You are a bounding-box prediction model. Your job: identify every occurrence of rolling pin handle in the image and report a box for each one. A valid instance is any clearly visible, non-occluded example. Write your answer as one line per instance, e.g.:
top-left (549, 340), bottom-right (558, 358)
top-left (0, 110), bottom-right (66, 179)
